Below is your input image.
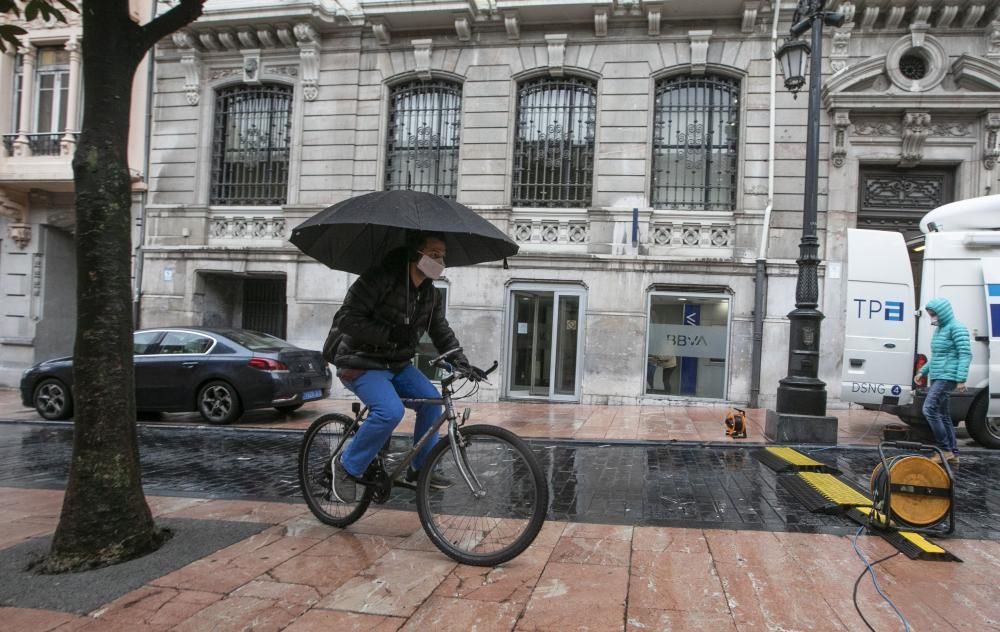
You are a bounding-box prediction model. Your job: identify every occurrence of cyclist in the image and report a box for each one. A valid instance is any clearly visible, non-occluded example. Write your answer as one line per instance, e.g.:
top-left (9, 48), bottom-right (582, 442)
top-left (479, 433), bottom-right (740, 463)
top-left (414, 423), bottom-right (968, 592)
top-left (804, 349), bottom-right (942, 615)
top-left (328, 231), bottom-right (473, 501)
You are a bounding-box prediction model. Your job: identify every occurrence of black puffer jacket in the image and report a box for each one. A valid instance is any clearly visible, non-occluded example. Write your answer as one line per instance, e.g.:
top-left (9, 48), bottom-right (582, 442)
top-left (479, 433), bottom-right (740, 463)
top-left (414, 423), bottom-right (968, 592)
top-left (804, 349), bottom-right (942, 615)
top-left (332, 249), bottom-right (466, 371)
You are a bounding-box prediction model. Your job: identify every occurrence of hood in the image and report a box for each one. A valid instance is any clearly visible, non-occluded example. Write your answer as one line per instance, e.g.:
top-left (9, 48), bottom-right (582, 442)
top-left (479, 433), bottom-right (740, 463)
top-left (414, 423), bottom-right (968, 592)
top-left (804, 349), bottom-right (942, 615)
top-left (924, 297), bottom-right (955, 325)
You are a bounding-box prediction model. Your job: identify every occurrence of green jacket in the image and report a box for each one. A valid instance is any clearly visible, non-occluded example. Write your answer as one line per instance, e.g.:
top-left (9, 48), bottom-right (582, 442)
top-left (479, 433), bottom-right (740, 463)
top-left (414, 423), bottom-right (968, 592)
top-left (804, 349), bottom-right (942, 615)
top-left (919, 297), bottom-right (972, 383)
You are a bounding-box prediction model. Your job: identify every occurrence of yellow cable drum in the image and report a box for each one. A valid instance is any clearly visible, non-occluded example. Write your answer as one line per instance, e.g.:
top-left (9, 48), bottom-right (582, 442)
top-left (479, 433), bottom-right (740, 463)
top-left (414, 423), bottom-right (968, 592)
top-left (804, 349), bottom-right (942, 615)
top-left (870, 456), bottom-right (951, 527)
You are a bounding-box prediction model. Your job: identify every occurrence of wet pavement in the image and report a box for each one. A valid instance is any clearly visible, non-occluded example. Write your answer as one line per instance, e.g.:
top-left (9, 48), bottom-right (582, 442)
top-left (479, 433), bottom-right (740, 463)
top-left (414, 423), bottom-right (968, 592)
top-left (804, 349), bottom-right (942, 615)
top-left (3, 421), bottom-right (997, 540)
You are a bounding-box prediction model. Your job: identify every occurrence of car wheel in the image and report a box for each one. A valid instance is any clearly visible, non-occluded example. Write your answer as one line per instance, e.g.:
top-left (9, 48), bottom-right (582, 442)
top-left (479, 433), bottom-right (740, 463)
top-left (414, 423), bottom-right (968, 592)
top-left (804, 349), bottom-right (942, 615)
top-left (34, 378), bottom-right (73, 420)
top-left (275, 403), bottom-right (304, 415)
top-left (966, 394), bottom-right (1000, 449)
top-left (197, 380), bottom-right (242, 425)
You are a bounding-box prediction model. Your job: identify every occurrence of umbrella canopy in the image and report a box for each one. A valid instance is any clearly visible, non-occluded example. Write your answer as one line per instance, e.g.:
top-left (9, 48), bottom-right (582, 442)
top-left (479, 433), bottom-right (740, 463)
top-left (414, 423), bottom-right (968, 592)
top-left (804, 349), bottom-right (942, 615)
top-left (290, 190), bottom-right (519, 274)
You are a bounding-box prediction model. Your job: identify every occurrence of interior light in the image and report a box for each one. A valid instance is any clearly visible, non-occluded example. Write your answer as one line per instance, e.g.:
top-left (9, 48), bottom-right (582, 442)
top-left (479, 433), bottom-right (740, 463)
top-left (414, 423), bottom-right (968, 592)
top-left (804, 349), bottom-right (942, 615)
top-left (912, 245), bottom-right (925, 252)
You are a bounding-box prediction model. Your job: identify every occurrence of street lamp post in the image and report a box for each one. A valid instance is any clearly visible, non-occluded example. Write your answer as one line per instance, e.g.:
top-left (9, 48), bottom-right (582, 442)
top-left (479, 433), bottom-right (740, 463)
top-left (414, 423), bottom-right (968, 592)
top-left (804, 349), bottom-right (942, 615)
top-left (766, 0), bottom-right (845, 444)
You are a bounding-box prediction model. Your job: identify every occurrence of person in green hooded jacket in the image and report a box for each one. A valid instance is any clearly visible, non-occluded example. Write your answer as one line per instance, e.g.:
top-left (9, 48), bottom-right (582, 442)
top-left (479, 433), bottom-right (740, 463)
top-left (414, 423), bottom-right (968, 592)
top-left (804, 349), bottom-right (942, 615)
top-left (914, 297), bottom-right (971, 466)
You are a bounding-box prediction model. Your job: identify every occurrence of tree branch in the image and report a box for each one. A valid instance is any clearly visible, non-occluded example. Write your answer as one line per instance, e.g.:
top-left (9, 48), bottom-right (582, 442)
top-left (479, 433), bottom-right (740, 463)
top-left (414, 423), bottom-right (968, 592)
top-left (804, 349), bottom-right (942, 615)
top-left (138, 0), bottom-right (205, 52)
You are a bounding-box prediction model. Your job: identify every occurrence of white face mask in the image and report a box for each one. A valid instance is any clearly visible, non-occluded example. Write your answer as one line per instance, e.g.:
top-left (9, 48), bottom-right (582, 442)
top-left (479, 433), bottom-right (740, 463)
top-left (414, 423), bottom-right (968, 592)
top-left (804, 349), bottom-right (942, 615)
top-left (416, 253), bottom-right (445, 280)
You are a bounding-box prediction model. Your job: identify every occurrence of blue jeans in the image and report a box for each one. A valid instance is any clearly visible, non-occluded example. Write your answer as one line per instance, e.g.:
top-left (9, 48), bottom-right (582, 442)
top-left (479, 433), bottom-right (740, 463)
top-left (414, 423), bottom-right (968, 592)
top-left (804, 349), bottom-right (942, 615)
top-left (922, 379), bottom-right (958, 454)
top-left (338, 364), bottom-right (443, 478)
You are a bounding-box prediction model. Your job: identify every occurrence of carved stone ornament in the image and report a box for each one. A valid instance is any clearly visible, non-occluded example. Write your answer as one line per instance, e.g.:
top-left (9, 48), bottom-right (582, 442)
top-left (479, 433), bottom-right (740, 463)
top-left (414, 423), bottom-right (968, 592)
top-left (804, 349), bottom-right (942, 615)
top-left (243, 50), bottom-right (261, 84)
top-left (936, 5), bottom-right (959, 29)
top-left (545, 34), bottom-right (567, 77)
top-left (594, 8), bottom-right (607, 37)
top-left (963, 4), bottom-right (987, 29)
top-left (741, 2), bottom-right (759, 34)
top-left (831, 28), bottom-right (852, 75)
top-left (173, 31), bottom-right (202, 106)
top-left (295, 23), bottom-right (320, 101)
top-left (454, 15), bottom-right (471, 41)
top-left (8, 223), bottom-right (31, 248)
top-left (648, 4), bottom-right (661, 36)
top-left (900, 111), bottom-right (931, 167)
top-left (504, 12), bottom-right (519, 40)
top-left (412, 39), bottom-right (433, 80)
top-left (831, 110), bottom-right (851, 168)
top-left (689, 30), bottom-right (712, 76)
top-left (985, 112), bottom-right (1000, 170)
top-left (989, 20), bottom-right (1000, 59)
top-left (371, 19), bottom-right (390, 46)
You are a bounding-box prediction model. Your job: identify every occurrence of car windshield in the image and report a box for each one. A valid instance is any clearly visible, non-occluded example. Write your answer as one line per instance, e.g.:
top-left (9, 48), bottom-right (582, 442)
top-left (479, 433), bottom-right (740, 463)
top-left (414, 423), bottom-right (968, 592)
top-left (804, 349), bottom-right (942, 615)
top-left (224, 329), bottom-right (291, 351)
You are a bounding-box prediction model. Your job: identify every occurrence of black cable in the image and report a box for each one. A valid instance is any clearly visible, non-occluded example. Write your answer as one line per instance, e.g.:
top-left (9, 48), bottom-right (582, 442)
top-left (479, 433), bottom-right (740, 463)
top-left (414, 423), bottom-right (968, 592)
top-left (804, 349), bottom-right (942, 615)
top-left (852, 550), bottom-right (902, 631)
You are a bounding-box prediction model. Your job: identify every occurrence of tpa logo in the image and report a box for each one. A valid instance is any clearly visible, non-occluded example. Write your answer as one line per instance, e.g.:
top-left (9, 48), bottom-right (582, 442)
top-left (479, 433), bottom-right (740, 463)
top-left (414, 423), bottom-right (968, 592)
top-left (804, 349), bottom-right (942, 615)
top-left (853, 299), bottom-right (904, 322)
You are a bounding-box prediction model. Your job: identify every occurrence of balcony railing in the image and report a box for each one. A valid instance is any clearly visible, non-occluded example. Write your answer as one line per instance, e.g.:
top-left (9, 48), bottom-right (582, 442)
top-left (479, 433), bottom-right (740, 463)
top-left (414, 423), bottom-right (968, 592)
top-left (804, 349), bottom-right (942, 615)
top-left (3, 132), bottom-right (79, 157)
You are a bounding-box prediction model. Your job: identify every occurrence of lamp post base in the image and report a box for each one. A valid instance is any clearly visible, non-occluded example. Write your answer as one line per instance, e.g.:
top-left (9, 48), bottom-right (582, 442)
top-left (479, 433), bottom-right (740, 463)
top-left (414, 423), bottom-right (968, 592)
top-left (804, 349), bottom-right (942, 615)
top-left (765, 409), bottom-right (838, 445)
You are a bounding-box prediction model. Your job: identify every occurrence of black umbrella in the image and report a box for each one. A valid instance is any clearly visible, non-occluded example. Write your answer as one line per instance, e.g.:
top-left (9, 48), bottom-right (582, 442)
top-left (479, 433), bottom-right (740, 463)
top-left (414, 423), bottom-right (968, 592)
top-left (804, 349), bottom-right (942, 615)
top-left (290, 190), bottom-right (518, 274)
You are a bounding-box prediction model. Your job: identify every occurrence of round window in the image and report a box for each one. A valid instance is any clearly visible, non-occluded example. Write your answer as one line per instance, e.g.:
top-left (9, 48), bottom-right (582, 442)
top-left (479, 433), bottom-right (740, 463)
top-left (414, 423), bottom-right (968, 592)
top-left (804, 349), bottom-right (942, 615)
top-left (899, 53), bottom-right (927, 80)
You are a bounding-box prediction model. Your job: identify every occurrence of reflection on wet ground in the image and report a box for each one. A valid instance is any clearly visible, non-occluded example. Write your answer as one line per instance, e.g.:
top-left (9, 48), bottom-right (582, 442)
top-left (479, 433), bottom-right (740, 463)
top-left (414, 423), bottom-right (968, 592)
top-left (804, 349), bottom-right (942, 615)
top-left (2, 422), bottom-right (997, 539)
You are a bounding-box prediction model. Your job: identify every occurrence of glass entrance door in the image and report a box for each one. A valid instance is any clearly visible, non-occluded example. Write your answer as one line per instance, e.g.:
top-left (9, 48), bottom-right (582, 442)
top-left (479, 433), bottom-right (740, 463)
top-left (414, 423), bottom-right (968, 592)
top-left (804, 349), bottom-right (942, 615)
top-left (508, 288), bottom-right (582, 400)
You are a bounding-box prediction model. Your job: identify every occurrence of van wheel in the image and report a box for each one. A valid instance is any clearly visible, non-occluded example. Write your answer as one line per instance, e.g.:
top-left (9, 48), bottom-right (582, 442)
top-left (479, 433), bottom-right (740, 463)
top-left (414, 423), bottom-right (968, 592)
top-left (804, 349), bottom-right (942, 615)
top-left (966, 395), bottom-right (1000, 449)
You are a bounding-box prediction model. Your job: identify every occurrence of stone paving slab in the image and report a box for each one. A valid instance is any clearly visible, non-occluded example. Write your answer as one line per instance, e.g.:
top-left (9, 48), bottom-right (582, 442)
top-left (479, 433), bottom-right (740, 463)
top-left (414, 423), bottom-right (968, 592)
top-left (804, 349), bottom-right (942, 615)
top-left (0, 518), bottom-right (269, 614)
top-left (1, 488), bottom-right (998, 631)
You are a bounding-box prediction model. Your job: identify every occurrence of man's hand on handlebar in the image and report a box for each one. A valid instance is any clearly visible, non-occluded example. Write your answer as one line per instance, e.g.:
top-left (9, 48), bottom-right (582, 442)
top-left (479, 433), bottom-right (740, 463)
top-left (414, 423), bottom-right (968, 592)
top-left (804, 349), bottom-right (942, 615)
top-left (429, 348), bottom-right (497, 382)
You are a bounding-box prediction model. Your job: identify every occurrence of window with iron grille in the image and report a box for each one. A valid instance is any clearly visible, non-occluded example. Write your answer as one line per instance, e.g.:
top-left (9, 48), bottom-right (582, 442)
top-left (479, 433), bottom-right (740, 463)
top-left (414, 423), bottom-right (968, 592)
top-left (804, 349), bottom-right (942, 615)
top-left (513, 76), bottom-right (596, 208)
top-left (385, 80), bottom-right (461, 199)
top-left (651, 74), bottom-right (739, 211)
top-left (211, 83), bottom-right (292, 205)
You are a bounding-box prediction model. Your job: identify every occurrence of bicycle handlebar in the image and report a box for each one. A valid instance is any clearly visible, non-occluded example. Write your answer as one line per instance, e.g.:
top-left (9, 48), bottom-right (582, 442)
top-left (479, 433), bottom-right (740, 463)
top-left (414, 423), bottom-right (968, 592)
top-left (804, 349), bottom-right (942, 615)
top-left (429, 347), bottom-right (497, 382)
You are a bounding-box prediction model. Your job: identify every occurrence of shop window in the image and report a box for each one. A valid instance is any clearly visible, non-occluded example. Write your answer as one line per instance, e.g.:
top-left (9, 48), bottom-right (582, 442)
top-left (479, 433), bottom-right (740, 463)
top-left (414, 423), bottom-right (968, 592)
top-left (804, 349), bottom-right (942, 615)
top-left (646, 293), bottom-right (730, 399)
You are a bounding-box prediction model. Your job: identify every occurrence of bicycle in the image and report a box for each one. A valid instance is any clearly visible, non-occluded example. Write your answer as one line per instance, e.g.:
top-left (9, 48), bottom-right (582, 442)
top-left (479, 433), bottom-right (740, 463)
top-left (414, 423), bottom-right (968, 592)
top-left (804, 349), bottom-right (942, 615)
top-left (297, 347), bottom-right (549, 566)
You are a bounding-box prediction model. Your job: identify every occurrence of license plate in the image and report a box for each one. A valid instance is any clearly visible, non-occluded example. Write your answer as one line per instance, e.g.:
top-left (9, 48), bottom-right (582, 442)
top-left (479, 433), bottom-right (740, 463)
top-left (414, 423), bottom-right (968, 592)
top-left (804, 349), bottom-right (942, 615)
top-left (303, 389), bottom-right (322, 401)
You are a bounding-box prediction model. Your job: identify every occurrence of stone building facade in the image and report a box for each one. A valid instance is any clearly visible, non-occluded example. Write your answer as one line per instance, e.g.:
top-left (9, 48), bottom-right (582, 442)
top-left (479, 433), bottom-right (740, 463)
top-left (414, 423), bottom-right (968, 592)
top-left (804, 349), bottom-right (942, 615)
top-left (132, 0), bottom-right (1000, 407)
top-left (0, 2), bottom-right (154, 386)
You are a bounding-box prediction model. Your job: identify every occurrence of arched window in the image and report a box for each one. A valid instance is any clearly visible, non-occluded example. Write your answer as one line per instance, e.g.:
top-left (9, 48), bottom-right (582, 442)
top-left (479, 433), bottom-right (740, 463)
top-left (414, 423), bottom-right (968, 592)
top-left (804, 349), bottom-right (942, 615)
top-left (651, 74), bottom-right (739, 211)
top-left (210, 83), bottom-right (292, 205)
top-left (384, 80), bottom-right (462, 199)
top-left (513, 76), bottom-right (596, 208)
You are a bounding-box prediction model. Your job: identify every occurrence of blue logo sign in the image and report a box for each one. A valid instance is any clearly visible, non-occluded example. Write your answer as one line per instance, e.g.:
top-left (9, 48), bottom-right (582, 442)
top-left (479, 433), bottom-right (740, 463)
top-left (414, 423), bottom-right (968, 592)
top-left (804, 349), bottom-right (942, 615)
top-left (891, 384), bottom-right (901, 396)
top-left (853, 299), bottom-right (904, 321)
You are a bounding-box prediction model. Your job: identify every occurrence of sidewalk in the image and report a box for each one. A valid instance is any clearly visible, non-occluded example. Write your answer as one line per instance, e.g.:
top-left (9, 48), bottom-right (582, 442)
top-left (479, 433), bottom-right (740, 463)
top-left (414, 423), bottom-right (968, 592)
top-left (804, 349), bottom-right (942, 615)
top-left (0, 387), bottom-right (919, 446)
top-left (2, 486), bottom-right (997, 631)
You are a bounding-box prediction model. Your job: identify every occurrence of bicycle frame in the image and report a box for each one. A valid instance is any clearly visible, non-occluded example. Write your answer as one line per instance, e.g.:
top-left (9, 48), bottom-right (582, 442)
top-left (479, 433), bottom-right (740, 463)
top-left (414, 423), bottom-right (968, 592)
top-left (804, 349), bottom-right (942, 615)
top-left (351, 377), bottom-right (485, 498)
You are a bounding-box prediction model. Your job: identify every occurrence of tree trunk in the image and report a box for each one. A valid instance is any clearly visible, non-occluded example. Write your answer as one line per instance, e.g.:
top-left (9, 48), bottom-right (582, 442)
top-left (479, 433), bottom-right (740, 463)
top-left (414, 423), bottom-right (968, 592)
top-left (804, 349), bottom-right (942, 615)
top-left (41, 0), bottom-right (204, 572)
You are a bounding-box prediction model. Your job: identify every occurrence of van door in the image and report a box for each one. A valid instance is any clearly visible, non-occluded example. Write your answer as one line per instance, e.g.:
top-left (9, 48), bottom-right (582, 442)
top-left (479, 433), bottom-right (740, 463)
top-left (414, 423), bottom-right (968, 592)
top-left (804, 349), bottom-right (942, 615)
top-left (980, 257), bottom-right (1000, 419)
top-left (842, 229), bottom-right (916, 406)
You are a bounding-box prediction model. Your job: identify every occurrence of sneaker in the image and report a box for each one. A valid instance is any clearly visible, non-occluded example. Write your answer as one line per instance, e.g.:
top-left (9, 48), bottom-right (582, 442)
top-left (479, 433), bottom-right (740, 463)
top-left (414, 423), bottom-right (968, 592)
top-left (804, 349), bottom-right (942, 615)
top-left (398, 467), bottom-right (454, 491)
top-left (946, 454), bottom-right (960, 468)
top-left (330, 455), bottom-right (358, 503)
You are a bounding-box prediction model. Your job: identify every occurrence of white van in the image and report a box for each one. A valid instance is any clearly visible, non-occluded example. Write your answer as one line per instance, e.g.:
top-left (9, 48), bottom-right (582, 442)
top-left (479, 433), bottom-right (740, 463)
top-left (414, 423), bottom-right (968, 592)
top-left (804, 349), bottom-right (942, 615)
top-left (842, 194), bottom-right (1000, 448)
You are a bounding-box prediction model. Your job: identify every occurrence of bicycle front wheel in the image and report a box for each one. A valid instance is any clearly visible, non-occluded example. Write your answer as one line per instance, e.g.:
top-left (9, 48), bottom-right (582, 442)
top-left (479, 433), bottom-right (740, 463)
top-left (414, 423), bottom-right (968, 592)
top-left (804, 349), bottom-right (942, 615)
top-left (416, 424), bottom-right (548, 566)
top-left (298, 413), bottom-right (372, 527)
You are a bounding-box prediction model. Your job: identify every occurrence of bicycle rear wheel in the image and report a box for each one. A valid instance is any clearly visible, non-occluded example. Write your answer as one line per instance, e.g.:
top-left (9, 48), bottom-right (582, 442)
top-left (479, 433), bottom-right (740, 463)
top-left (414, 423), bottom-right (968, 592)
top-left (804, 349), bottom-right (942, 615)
top-left (416, 424), bottom-right (548, 566)
top-left (298, 413), bottom-right (373, 527)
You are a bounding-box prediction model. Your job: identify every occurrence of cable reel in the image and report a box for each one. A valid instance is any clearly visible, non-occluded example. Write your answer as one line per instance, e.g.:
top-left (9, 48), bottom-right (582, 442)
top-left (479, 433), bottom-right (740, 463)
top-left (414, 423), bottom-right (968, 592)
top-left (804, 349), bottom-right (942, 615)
top-left (869, 441), bottom-right (955, 535)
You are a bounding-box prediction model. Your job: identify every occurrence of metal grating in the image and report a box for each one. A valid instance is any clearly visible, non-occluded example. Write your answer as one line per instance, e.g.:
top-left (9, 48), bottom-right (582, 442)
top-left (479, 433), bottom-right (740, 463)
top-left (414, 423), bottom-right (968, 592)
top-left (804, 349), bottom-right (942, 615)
top-left (384, 80), bottom-right (462, 199)
top-left (210, 83), bottom-right (292, 206)
top-left (651, 74), bottom-right (739, 211)
top-left (512, 76), bottom-right (596, 208)
top-left (242, 277), bottom-right (287, 339)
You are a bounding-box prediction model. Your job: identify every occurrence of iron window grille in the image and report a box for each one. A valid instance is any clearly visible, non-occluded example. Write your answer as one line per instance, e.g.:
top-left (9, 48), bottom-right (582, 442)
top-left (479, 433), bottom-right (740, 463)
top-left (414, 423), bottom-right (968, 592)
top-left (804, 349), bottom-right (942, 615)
top-left (513, 76), bottom-right (596, 208)
top-left (210, 83), bottom-right (292, 206)
top-left (384, 80), bottom-right (462, 199)
top-left (651, 74), bottom-right (740, 211)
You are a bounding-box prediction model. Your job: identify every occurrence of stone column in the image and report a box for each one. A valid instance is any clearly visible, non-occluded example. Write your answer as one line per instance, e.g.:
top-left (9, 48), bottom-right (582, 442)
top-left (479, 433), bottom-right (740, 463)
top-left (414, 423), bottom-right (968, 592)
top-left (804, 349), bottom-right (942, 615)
top-left (14, 44), bottom-right (35, 158)
top-left (61, 35), bottom-right (81, 156)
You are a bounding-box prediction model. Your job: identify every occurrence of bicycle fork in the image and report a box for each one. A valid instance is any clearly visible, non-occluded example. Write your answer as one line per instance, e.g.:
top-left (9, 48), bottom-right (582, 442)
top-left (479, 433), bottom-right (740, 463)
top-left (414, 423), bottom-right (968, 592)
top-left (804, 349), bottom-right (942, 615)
top-left (448, 420), bottom-right (486, 498)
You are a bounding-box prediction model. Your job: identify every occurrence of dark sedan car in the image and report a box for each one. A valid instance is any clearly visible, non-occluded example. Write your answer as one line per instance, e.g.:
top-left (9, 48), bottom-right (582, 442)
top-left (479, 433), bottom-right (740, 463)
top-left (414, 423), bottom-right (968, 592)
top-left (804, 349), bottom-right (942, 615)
top-left (20, 327), bottom-right (332, 424)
